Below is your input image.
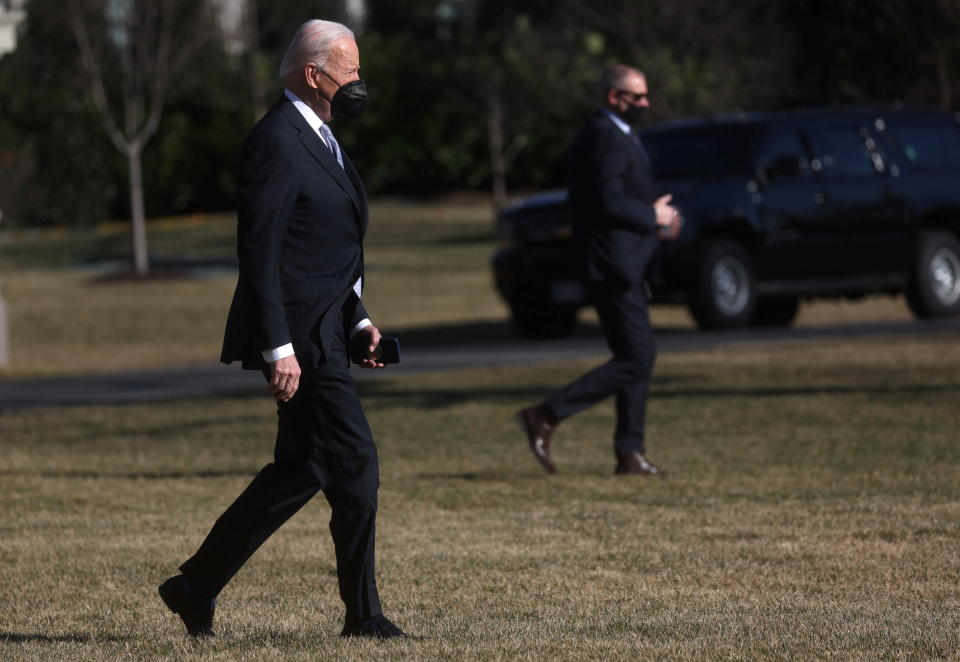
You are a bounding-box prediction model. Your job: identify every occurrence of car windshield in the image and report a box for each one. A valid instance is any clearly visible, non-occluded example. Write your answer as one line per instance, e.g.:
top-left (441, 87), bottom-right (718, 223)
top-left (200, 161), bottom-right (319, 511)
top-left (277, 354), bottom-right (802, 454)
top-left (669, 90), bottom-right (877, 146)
top-left (642, 125), bottom-right (755, 180)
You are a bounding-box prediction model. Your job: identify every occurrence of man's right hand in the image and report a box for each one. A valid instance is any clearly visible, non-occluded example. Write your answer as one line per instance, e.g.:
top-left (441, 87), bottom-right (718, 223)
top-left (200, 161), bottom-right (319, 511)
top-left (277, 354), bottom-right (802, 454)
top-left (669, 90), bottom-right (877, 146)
top-left (653, 194), bottom-right (675, 226)
top-left (653, 193), bottom-right (682, 239)
top-left (268, 354), bottom-right (301, 402)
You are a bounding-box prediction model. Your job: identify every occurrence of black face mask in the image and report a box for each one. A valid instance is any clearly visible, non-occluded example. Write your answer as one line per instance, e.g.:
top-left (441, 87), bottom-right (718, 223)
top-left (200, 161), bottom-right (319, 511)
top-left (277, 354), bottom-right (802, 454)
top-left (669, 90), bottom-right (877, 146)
top-left (319, 68), bottom-right (368, 119)
top-left (621, 104), bottom-right (647, 126)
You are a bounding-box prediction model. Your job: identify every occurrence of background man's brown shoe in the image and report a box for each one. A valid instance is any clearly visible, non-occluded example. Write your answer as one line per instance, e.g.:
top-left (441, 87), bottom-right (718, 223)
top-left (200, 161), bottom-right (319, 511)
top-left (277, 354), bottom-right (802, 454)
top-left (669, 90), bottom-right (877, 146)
top-left (516, 405), bottom-right (557, 473)
top-left (615, 452), bottom-right (665, 476)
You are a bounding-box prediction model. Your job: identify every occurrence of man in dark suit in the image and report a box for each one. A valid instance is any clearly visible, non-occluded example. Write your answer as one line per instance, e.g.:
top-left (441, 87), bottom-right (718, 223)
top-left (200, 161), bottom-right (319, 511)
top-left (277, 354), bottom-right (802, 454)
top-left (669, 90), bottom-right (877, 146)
top-left (516, 64), bottom-right (681, 476)
top-left (158, 19), bottom-right (405, 639)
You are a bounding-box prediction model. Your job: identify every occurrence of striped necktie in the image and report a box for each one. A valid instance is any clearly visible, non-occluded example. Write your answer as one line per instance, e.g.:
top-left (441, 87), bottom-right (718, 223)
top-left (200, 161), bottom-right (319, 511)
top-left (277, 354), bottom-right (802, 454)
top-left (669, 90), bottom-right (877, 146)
top-left (318, 123), bottom-right (344, 169)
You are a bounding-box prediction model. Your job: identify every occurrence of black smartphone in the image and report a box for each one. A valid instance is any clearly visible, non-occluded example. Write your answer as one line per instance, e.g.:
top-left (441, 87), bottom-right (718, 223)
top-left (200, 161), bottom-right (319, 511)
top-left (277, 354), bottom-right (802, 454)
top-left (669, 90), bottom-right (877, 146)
top-left (374, 337), bottom-right (400, 364)
top-left (353, 336), bottom-right (400, 364)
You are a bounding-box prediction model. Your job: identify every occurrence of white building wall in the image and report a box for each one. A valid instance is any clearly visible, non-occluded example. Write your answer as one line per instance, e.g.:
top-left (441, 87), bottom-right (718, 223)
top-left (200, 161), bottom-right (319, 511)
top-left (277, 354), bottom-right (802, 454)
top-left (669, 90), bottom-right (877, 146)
top-left (0, 0), bottom-right (27, 57)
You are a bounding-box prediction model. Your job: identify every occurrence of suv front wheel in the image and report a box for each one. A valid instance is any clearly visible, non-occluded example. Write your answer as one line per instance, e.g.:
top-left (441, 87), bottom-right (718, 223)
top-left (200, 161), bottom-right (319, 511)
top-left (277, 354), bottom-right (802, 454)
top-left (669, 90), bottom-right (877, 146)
top-left (688, 239), bottom-right (757, 329)
top-left (906, 230), bottom-right (960, 319)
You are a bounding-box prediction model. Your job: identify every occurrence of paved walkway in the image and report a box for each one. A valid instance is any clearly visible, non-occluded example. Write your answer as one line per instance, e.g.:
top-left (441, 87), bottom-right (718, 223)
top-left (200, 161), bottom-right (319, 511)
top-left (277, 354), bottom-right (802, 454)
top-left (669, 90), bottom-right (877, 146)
top-left (1, 318), bottom-right (957, 411)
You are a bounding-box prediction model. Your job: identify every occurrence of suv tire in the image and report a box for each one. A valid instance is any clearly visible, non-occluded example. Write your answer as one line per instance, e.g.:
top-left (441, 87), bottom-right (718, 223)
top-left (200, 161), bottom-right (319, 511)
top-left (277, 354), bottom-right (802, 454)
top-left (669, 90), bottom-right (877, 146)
top-left (906, 231), bottom-right (960, 319)
top-left (750, 296), bottom-right (800, 327)
top-left (689, 239), bottom-right (757, 329)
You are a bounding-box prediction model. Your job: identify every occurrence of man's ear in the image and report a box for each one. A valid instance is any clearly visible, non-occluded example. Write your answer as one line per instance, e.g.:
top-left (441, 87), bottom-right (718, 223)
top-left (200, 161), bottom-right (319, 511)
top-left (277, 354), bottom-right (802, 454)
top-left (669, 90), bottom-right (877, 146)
top-left (304, 64), bottom-right (320, 90)
top-left (604, 88), bottom-right (618, 108)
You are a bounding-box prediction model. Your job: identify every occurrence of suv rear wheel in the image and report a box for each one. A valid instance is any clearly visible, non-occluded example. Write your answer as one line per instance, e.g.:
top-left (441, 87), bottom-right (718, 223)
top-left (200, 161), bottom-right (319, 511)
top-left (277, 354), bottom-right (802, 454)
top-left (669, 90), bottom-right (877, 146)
top-left (906, 231), bottom-right (960, 319)
top-left (689, 239), bottom-right (757, 329)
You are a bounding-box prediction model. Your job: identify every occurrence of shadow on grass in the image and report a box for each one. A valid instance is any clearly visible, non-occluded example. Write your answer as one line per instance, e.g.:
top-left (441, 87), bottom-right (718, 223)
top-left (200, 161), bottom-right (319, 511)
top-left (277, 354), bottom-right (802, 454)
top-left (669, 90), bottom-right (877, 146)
top-left (430, 230), bottom-right (495, 245)
top-left (0, 469), bottom-right (257, 480)
top-left (358, 379), bottom-right (960, 410)
top-left (0, 632), bottom-right (132, 644)
top-left (20, 408), bottom-right (269, 447)
top-left (413, 471), bottom-right (512, 481)
top-left (653, 382), bottom-right (960, 400)
top-left (228, 632), bottom-right (431, 646)
top-left (387, 318), bottom-right (604, 347)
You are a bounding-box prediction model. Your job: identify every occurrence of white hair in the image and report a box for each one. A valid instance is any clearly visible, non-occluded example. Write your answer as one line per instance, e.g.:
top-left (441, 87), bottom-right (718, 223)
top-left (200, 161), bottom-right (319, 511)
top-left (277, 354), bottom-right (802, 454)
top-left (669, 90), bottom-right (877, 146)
top-left (277, 19), bottom-right (355, 79)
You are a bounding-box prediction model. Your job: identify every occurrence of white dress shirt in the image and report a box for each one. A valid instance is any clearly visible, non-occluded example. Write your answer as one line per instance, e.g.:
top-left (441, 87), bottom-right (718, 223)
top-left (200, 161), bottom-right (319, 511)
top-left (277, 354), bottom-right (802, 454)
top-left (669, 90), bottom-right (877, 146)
top-left (602, 108), bottom-right (631, 135)
top-left (260, 90), bottom-right (371, 363)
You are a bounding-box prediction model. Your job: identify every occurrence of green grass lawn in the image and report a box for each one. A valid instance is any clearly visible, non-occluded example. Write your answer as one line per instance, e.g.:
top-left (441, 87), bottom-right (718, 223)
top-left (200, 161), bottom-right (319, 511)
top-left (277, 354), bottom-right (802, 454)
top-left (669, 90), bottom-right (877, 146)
top-left (1, 333), bottom-right (958, 661)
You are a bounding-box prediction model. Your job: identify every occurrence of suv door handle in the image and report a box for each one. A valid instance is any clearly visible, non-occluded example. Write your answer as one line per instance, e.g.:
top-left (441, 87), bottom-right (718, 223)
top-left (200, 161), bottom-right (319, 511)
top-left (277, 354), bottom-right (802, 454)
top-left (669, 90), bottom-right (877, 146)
top-left (813, 192), bottom-right (826, 205)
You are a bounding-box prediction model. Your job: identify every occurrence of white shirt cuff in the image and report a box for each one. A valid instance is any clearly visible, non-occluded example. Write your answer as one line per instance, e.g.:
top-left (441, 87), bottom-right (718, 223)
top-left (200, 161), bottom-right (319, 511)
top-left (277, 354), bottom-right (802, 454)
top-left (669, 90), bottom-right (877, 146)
top-left (261, 320), bottom-right (369, 361)
top-left (350, 318), bottom-right (372, 338)
top-left (261, 343), bottom-right (294, 363)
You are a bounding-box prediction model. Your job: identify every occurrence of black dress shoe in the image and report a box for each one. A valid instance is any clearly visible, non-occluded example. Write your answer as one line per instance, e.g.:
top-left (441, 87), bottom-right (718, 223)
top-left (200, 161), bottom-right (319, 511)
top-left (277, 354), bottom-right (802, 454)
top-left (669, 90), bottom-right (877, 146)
top-left (516, 405), bottom-right (558, 473)
top-left (615, 452), bottom-right (665, 476)
top-left (158, 575), bottom-right (216, 638)
top-left (341, 614), bottom-right (407, 639)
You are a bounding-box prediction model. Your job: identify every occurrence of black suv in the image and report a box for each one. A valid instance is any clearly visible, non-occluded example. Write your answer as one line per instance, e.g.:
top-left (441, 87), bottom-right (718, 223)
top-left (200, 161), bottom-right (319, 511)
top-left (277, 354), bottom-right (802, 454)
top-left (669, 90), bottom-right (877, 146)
top-left (493, 106), bottom-right (960, 336)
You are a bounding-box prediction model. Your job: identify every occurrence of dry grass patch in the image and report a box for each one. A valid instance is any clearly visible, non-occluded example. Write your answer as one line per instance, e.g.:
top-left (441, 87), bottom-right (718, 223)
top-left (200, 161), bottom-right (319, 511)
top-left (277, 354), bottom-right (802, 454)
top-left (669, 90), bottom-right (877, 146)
top-left (0, 202), bottom-right (505, 377)
top-left (0, 200), bottom-right (929, 379)
top-left (2, 333), bottom-right (959, 660)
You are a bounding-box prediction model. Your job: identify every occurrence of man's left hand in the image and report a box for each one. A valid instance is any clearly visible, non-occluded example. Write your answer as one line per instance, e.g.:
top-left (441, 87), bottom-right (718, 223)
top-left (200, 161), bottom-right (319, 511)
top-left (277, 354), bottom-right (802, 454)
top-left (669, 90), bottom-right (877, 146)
top-left (352, 325), bottom-right (386, 369)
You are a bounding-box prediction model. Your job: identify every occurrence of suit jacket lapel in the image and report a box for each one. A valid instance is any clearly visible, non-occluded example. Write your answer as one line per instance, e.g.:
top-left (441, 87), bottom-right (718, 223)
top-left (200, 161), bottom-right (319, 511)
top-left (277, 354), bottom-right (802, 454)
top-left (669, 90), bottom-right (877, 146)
top-left (630, 130), bottom-right (651, 168)
top-left (278, 99), bottom-right (363, 219)
top-left (342, 152), bottom-right (368, 236)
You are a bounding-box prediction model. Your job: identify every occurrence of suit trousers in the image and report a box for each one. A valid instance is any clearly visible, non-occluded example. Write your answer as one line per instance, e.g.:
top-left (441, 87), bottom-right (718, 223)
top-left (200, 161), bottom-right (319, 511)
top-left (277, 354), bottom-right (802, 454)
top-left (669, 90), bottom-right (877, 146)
top-left (544, 282), bottom-right (656, 454)
top-left (179, 307), bottom-right (382, 626)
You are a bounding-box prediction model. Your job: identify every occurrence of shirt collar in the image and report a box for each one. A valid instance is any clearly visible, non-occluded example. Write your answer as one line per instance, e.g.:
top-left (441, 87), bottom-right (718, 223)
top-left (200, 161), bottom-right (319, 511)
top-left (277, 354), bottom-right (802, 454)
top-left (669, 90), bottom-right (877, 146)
top-left (284, 88), bottom-right (327, 138)
top-left (602, 108), bottom-right (632, 135)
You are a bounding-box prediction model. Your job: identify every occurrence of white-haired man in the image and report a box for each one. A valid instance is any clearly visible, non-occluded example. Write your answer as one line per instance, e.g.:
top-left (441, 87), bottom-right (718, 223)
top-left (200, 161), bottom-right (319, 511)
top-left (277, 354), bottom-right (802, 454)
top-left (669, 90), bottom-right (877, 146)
top-left (158, 19), bottom-right (406, 639)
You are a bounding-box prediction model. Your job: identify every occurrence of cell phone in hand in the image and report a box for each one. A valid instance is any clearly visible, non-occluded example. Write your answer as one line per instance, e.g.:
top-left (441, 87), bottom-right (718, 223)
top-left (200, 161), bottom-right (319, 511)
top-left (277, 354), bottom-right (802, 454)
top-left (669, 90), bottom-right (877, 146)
top-left (352, 337), bottom-right (400, 365)
top-left (374, 337), bottom-right (400, 364)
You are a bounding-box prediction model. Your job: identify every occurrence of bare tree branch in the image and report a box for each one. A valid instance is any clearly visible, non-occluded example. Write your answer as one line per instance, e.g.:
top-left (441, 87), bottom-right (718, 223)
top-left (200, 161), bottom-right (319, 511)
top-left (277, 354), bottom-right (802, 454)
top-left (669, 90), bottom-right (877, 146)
top-left (67, 0), bottom-right (213, 275)
top-left (69, 0), bottom-right (126, 153)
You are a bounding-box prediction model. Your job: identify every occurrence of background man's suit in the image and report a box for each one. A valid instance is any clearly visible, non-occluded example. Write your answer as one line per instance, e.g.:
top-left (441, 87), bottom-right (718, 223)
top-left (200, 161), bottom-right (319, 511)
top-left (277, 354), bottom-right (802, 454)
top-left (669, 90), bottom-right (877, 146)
top-left (543, 110), bottom-right (660, 455)
top-left (178, 94), bottom-right (383, 627)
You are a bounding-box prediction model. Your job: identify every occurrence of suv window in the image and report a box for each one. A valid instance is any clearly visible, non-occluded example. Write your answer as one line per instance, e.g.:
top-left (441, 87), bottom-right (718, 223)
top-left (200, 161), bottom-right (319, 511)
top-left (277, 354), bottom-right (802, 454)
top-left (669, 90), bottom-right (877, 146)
top-left (643, 125), bottom-right (754, 180)
top-left (886, 123), bottom-right (960, 167)
top-left (755, 130), bottom-right (813, 182)
top-left (820, 126), bottom-right (878, 176)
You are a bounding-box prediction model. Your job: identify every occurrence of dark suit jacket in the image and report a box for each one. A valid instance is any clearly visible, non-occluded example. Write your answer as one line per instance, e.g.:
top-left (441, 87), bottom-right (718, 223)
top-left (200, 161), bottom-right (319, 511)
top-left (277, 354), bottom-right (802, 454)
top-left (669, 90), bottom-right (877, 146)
top-left (221, 95), bottom-right (369, 370)
top-left (567, 110), bottom-right (660, 290)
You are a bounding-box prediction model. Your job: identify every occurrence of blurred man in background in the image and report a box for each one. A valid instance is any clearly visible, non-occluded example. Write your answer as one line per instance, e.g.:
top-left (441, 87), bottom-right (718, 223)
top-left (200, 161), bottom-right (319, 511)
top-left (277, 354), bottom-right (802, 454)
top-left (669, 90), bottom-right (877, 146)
top-left (158, 19), bottom-right (406, 639)
top-left (517, 64), bottom-right (681, 476)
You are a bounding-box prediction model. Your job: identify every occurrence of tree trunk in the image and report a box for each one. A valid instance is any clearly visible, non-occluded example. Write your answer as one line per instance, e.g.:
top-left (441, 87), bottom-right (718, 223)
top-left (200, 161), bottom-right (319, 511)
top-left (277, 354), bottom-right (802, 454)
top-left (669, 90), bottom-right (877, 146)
top-left (244, 0), bottom-right (266, 121)
top-left (127, 144), bottom-right (149, 276)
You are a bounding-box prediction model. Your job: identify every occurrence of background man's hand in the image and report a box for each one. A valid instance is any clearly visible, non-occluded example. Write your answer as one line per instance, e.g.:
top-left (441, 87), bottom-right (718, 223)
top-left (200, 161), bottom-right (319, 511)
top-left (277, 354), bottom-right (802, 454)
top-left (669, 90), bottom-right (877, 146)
top-left (268, 354), bottom-right (301, 402)
top-left (352, 325), bottom-right (386, 369)
top-left (658, 209), bottom-right (682, 240)
top-left (654, 193), bottom-right (682, 240)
